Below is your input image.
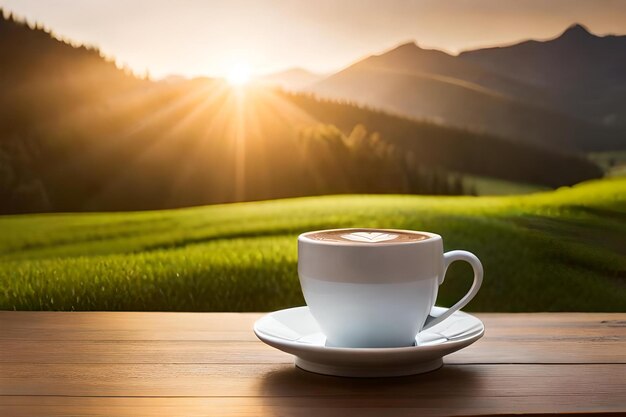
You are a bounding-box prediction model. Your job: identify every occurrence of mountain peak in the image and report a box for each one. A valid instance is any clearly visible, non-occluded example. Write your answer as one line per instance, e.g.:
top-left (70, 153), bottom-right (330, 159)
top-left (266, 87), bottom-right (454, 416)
top-left (559, 23), bottom-right (594, 39)
top-left (381, 41), bottom-right (443, 57)
top-left (397, 40), bottom-right (418, 48)
top-left (383, 41), bottom-right (420, 54)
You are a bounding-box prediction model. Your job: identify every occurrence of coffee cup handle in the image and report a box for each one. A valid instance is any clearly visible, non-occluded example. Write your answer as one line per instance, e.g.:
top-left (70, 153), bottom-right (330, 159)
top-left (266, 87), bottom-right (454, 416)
top-left (422, 250), bottom-right (483, 331)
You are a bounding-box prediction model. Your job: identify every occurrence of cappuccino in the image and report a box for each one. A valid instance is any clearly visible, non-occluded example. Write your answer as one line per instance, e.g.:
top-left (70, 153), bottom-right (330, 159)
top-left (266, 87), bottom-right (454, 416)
top-left (298, 228), bottom-right (484, 347)
top-left (307, 228), bottom-right (430, 244)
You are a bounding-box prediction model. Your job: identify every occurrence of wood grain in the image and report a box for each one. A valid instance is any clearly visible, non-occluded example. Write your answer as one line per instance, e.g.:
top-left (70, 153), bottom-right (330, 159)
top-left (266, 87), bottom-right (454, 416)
top-left (1, 362), bottom-right (625, 397)
top-left (1, 312), bottom-right (624, 364)
top-left (1, 338), bottom-right (625, 364)
top-left (1, 396), bottom-right (625, 417)
top-left (0, 311), bottom-right (625, 416)
top-left (2, 312), bottom-right (623, 341)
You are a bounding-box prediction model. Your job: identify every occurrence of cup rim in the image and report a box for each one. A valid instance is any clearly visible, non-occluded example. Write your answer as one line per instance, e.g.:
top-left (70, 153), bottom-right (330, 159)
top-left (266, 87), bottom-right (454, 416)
top-left (298, 228), bottom-right (441, 247)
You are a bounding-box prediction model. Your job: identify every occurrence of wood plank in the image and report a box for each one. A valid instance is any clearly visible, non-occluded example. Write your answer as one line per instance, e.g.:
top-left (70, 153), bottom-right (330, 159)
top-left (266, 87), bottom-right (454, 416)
top-left (1, 313), bottom-right (624, 365)
top-left (0, 311), bottom-right (258, 341)
top-left (0, 363), bottom-right (624, 398)
top-left (1, 312), bottom-right (624, 341)
top-left (1, 337), bottom-right (625, 365)
top-left (1, 312), bottom-right (624, 416)
top-left (1, 396), bottom-right (625, 417)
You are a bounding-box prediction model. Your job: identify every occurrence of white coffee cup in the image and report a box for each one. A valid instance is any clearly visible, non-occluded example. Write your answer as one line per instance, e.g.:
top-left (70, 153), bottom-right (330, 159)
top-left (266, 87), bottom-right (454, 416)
top-left (298, 228), bottom-right (483, 348)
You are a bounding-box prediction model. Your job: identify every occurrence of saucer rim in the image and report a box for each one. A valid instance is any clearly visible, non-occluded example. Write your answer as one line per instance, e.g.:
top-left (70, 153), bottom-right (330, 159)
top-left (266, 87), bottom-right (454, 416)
top-left (253, 305), bottom-right (484, 353)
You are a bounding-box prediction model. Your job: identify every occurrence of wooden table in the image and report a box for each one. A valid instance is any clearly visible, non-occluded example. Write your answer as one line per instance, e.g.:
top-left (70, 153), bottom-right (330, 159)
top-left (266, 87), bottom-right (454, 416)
top-left (1, 312), bottom-right (625, 416)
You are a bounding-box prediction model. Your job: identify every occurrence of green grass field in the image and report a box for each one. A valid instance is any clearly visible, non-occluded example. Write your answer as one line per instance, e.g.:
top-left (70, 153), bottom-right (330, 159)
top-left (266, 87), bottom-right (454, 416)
top-left (1, 178), bottom-right (625, 312)
top-left (589, 151), bottom-right (626, 178)
top-left (461, 174), bottom-right (549, 196)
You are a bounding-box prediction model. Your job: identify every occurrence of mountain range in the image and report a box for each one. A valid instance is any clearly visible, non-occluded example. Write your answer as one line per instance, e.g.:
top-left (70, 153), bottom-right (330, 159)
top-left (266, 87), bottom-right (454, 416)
top-left (258, 68), bottom-right (324, 91)
top-left (460, 24), bottom-right (626, 128)
top-left (0, 14), bottom-right (607, 213)
top-left (300, 24), bottom-right (625, 152)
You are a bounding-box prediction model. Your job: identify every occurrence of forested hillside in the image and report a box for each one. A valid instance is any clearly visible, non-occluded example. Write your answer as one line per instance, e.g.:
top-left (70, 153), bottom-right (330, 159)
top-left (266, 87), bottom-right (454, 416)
top-left (0, 14), bottom-right (602, 213)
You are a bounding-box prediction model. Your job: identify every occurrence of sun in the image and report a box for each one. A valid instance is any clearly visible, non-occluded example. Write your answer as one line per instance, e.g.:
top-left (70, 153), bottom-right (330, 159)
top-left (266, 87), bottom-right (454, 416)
top-left (226, 62), bottom-right (252, 86)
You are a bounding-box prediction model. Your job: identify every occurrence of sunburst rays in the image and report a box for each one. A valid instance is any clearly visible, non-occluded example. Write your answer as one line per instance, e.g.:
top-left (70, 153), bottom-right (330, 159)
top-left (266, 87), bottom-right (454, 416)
top-left (80, 81), bottom-right (323, 208)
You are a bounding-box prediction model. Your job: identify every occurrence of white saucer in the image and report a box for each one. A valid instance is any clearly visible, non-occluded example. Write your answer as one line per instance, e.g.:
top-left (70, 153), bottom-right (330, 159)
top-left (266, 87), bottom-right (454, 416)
top-left (254, 306), bottom-right (484, 377)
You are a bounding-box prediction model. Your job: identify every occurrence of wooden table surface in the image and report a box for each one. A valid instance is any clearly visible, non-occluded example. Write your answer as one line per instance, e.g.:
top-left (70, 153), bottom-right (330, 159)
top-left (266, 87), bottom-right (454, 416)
top-left (0, 312), bottom-right (625, 416)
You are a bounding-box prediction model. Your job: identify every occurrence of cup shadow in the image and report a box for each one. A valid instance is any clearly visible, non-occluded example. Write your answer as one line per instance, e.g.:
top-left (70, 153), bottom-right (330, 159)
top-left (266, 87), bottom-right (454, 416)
top-left (255, 362), bottom-right (484, 416)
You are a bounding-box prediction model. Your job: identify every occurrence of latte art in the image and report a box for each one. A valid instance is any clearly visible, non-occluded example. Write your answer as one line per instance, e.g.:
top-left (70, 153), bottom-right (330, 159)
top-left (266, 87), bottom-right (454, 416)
top-left (306, 229), bottom-right (430, 244)
top-left (340, 232), bottom-right (399, 243)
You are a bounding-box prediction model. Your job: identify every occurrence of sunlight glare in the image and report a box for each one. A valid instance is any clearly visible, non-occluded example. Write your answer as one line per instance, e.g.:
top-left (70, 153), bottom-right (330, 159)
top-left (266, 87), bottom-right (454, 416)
top-left (227, 62), bottom-right (252, 86)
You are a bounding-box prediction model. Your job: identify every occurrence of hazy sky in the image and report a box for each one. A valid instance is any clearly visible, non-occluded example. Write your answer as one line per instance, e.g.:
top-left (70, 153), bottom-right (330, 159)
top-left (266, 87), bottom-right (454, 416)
top-left (1, 0), bottom-right (625, 78)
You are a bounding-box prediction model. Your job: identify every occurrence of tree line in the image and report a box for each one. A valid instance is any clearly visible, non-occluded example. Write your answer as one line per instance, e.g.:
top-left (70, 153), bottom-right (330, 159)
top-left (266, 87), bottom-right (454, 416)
top-left (0, 13), bottom-right (602, 213)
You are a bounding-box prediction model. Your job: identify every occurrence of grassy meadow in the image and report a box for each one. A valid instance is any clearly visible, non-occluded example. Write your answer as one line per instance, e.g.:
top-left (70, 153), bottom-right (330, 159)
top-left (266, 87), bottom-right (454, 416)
top-left (0, 177), bottom-right (625, 312)
top-left (461, 174), bottom-right (549, 196)
top-left (590, 151), bottom-right (626, 178)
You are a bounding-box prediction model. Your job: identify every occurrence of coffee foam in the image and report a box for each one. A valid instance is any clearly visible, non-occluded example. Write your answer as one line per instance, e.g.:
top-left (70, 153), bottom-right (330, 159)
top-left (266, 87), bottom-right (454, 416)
top-left (306, 229), bottom-right (430, 244)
